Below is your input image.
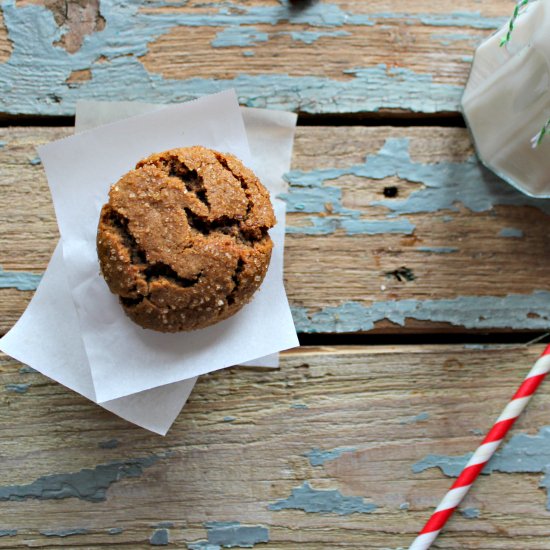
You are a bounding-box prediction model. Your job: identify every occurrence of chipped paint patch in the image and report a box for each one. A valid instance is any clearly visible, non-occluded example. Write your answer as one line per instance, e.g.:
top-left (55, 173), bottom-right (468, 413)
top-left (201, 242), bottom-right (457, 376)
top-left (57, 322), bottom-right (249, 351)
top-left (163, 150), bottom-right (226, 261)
top-left (268, 482), bottom-right (377, 514)
top-left (223, 416), bottom-right (236, 422)
top-left (28, 156), bottom-right (41, 165)
top-left (290, 403), bottom-right (308, 409)
top-left (292, 290), bottom-right (550, 333)
top-left (40, 528), bottom-right (89, 537)
top-left (0, 2), bottom-right (510, 115)
top-left (285, 216), bottom-right (415, 236)
top-left (281, 137), bottom-right (550, 237)
top-left (0, 141), bottom-right (6, 148)
top-left (0, 530), bottom-right (17, 537)
top-left (150, 528), bottom-right (169, 546)
top-left (0, 2), bottom-right (465, 115)
top-left (188, 543), bottom-right (221, 550)
top-left (288, 30), bottom-right (351, 44)
top-left (19, 365), bottom-right (37, 374)
top-left (399, 502), bottom-right (409, 510)
top-left (499, 227), bottom-right (524, 238)
top-left (284, 138), bottom-right (550, 223)
top-left (211, 27), bottom-right (269, 48)
top-left (98, 438), bottom-right (119, 449)
top-left (0, 452), bottom-right (169, 502)
top-left (205, 522), bottom-right (269, 548)
top-left (0, 266), bottom-right (42, 290)
top-left (413, 426), bottom-right (550, 509)
top-left (108, 527), bottom-right (123, 535)
top-left (400, 412), bottom-right (429, 425)
top-left (212, 27), bottom-right (349, 48)
top-left (5, 383), bottom-right (29, 394)
top-left (305, 446), bottom-right (357, 466)
top-left (416, 247), bottom-right (458, 254)
top-left (460, 507), bottom-right (480, 519)
top-left (412, 452), bottom-right (471, 477)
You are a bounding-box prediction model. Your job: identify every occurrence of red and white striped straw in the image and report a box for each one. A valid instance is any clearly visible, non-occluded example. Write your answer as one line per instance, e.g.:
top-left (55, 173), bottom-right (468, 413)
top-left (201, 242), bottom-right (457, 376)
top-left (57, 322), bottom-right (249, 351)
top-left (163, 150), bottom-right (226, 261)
top-left (409, 344), bottom-right (550, 550)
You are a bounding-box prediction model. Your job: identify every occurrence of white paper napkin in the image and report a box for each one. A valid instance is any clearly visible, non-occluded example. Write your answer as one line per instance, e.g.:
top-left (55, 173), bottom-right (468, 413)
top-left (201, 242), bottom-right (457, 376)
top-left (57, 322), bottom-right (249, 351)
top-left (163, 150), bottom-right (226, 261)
top-left (0, 91), bottom-right (298, 434)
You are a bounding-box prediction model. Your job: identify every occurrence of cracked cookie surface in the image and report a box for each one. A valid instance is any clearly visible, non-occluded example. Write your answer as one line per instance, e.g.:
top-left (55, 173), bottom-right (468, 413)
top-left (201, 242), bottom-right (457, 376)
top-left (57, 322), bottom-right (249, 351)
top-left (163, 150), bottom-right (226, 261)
top-left (96, 146), bottom-right (275, 332)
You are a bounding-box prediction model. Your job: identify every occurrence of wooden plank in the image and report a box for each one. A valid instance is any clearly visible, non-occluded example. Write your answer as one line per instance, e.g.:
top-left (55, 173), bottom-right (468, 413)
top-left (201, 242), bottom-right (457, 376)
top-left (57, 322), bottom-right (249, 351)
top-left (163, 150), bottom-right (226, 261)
top-left (2, 125), bottom-right (550, 336)
top-left (0, 0), bottom-right (510, 116)
top-left (1, 345), bottom-right (549, 548)
top-left (0, 5), bottom-right (10, 64)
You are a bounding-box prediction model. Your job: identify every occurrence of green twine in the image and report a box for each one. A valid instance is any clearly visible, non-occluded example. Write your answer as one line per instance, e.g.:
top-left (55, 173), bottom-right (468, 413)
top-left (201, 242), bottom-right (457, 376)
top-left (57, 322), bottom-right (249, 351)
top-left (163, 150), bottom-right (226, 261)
top-left (532, 119), bottom-right (550, 148)
top-left (500, 0), bottom-right (531, 47)
top-left (498, 1), bottom-right (549, 147)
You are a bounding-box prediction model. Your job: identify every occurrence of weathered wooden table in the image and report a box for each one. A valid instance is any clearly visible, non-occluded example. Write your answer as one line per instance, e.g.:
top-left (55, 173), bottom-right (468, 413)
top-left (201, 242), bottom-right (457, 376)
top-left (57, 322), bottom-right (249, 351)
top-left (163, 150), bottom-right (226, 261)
top-left (2, 1), bottom-right (550, 548)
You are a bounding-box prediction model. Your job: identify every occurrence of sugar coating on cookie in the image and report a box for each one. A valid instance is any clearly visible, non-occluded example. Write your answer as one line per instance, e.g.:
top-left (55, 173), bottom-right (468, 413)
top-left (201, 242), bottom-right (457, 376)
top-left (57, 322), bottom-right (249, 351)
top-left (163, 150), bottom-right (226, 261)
top-left (96, 146), bottom-right (275, 332)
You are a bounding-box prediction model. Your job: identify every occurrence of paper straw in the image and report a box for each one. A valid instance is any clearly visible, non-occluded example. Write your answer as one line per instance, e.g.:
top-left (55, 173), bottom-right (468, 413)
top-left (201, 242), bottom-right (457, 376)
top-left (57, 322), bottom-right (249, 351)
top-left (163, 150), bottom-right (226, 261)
top-left (409, 344), bottom-right (550, 550)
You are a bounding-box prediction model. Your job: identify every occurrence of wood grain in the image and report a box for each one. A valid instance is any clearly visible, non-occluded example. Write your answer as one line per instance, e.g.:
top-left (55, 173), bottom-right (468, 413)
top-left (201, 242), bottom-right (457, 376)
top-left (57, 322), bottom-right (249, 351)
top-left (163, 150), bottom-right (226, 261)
top-left (0, 6), bottom-right (10, 64)
top-left (1, 345), bottom-right (549, 548)
top-left (0, 0), bottom-right (512, 116)
top-left (2, 125), bottom-right (550, 335)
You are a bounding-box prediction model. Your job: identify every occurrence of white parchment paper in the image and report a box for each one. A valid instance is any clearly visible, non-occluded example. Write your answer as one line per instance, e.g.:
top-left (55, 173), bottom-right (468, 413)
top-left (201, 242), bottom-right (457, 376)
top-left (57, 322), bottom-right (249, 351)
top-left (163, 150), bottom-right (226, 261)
top-left (0, 91), bottom-right (298, 433)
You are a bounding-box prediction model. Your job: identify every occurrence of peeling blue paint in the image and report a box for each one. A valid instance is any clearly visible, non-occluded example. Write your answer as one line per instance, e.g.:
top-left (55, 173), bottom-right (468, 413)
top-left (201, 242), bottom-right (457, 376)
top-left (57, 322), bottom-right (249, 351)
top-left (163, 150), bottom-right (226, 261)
top-left (400, 412), bottom-right (429, 425)
top-left (150, 528), bottom-right (169, 546)
top-left (416, 247), bottom-right (458, 254)
top-left (416, 11), bottom-right (505, 29)
top-left (499, 227), bottom-right (524, 238)
top-left (0, 141), bottom-right (6, 148)
top-left (99, 438), bottom-right (119, 449)
top-left (0, 2), bottom-right (469, 115)
top-left (212, 27), bottom-right (269, 48)
top-left (205, 522), bottom-right (269, 548)
top-left (460, 507), bottom-right (480, 519)
top-left (306, 446), bottom-right (357, 467)
top-left (281, 137), bottom-right (550, 238)
top-left (285, 217), bottom-right (415, 236)
top-left (290, 403), bottom-right (308, 409)
top-left (413, 452), bottom-right (471, 477)
top-left (268, 482), bottom-right (377, 515)
top-left (292, 290), bottom-right (550, 333)
top-left (242, 50), bottom-right (254, 57)
top-left (29, 156), bottom-right (41, 165)
top-left (0, 452), bottom-right (169, 502)
top-left (188, 543), bottom-right (221, 550)
top-left (212, 27), bottom-right (349, 48)
top-left (5, 383), bottom-right (29, 394)
top-left (288, 30), bottom-right (350, 44)
top-left (284, 138), bottom-right (550, 224)
top-left (108, 527), bottom-right (123, 535)
top-left (0, 266), bottom-right (42, 291)
top-left (19, 366), bottom-right (37, 374)
top-left (223, 416), bottom-right (236, 422)
top-left (399, 502), bottom-right (409, 510)
top-left (40, 528), bottom-right (89, 537)
top-left (0, 530), bottom-right (17, 537)
top-left (412, 426), bottom-right (550, 509)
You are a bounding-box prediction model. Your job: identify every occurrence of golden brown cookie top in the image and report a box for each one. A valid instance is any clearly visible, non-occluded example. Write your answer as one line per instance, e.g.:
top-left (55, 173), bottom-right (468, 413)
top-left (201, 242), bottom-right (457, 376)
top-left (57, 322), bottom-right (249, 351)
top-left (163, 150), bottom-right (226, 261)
top-left (97, 146), bottom-right (275, 332)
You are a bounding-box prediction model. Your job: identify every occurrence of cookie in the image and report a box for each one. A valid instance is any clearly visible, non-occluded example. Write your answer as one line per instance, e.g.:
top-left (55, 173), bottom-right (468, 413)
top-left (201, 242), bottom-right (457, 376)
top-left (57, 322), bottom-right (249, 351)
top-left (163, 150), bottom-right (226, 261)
top-left (96, 146), bottom-right (275, 332)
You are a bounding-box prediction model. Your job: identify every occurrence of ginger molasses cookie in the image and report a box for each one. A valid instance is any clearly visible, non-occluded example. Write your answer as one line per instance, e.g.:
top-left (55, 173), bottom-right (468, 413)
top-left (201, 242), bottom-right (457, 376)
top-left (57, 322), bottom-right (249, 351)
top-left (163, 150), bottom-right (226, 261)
top-left (96, 146), bottom-right (275, 332)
